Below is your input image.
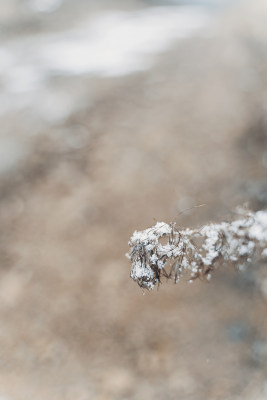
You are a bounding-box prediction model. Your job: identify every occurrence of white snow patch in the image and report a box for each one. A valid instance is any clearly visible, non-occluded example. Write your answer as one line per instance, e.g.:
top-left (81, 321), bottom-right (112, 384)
top-left (249, 211), bottom-right (267, 242)
top-left (38, 7), bottom-right (209, 77)
top-left (0, 6), bottom-right (210, 95)
top-left (29, 0), bottom-right (63, 13)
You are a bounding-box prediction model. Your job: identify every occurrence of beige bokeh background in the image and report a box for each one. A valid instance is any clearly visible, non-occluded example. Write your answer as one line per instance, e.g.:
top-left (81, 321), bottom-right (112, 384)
top-left (0, 1), bottom-right (267, 399)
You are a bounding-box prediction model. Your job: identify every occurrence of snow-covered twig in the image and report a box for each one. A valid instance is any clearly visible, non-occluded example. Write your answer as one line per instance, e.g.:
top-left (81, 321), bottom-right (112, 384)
top-left (127, 210), bottom-right (267, 290)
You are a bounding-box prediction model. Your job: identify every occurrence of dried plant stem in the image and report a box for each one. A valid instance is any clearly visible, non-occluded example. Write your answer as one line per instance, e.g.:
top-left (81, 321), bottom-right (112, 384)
top-left (127, 210), bottom-right (267, 290)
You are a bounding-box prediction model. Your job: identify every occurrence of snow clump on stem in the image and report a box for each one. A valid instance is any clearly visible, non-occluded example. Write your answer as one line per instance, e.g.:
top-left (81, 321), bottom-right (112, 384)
top-left (127, 210), bottom-right (267, 290)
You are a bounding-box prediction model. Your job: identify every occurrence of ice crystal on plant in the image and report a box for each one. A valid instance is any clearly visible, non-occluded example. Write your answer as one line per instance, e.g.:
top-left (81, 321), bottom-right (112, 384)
top-left (127, 210), bottom-right (267, 290)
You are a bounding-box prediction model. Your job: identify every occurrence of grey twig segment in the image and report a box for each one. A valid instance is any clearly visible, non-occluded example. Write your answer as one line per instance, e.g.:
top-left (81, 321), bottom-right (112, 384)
top-left (127, 210), bottom-right (267, 290)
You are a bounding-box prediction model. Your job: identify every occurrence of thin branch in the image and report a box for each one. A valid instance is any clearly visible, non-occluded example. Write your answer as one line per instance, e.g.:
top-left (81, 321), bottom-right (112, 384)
top-left (127, 209), bottom-right (267, 290)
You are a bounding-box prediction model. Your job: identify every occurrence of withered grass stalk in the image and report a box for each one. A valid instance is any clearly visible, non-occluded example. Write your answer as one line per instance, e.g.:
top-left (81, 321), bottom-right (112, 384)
top-left (127, 209), bottom-right (267, 290)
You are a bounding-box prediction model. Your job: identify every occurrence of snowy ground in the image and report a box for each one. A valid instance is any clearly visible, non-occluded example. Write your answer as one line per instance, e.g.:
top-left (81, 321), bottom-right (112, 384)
top-left (0, 5), bottom-right (211, 118)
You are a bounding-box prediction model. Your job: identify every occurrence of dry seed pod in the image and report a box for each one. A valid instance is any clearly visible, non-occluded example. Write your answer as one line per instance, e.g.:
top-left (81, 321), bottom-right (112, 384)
top-left (127, 210), bottom-right (267, 290)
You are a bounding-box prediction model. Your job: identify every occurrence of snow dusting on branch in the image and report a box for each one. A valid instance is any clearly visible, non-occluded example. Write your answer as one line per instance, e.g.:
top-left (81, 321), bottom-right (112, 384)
top-left (127, 210), bottom-right (267, 290)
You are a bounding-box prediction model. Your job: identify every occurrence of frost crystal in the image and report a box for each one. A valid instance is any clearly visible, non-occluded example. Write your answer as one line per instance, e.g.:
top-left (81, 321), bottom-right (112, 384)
top-left (127, 210), bottom-right (267, 290)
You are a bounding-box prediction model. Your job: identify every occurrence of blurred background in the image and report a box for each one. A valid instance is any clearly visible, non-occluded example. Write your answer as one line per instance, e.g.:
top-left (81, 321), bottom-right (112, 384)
top-left (0, 0), bottom-right (267, 399)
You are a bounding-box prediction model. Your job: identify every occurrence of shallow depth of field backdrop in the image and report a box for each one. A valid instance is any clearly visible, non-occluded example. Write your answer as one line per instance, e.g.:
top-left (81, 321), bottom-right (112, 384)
top-left (0, 0), bottom-right (267, 399)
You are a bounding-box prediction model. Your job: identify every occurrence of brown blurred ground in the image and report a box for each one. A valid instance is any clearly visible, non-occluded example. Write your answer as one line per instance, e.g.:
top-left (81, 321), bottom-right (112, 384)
top-left (0, 1), bottom-right (267, 399)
